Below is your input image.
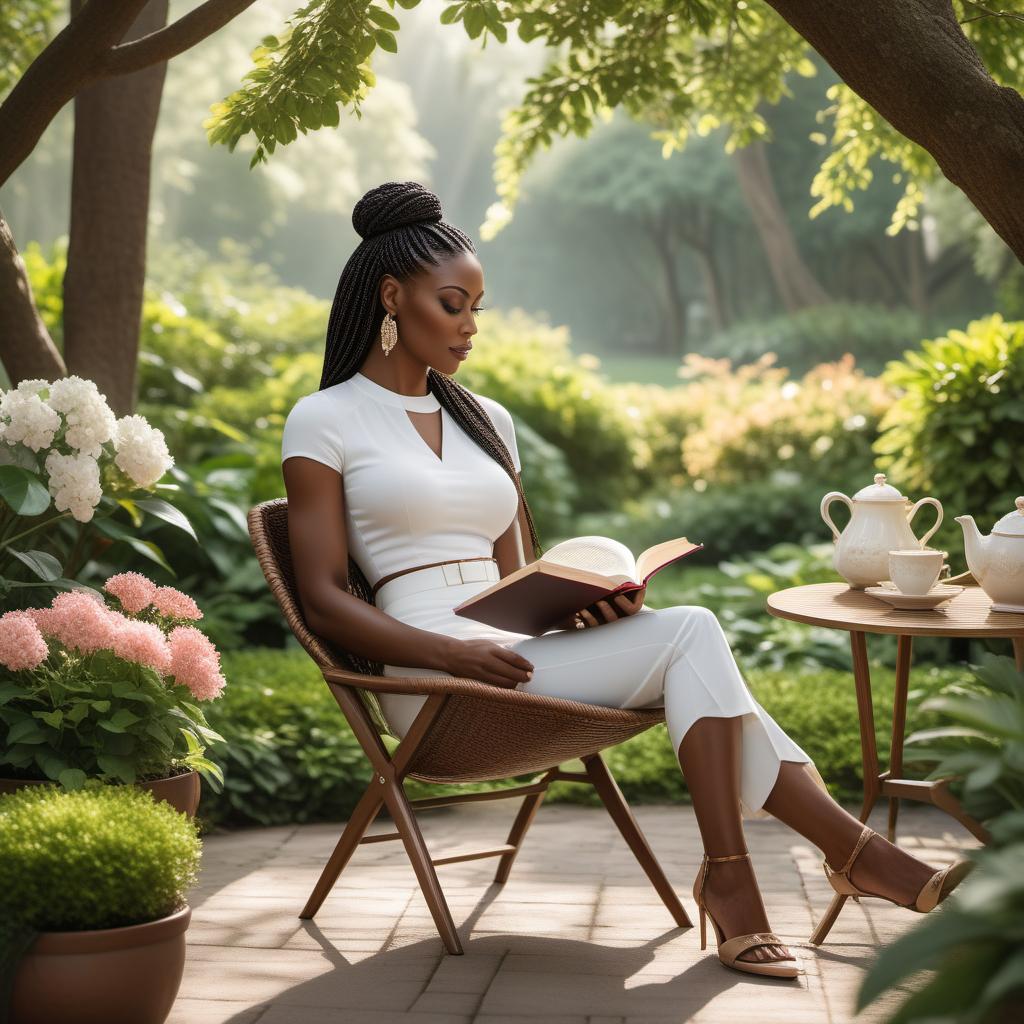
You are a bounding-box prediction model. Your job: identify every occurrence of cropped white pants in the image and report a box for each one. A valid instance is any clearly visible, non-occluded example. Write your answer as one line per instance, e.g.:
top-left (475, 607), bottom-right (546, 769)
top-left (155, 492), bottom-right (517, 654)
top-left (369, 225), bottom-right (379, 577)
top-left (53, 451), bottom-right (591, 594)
top-left (379, 595), bottom-right (829, 819)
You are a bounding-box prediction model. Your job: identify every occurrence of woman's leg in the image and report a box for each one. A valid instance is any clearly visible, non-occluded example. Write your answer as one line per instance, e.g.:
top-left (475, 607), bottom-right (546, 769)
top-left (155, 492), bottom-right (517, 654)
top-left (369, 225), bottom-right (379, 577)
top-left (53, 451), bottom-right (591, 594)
top-left (761, 761), bottom-right (938, 903)
top-left (676, 716), bottom-right (795, 965)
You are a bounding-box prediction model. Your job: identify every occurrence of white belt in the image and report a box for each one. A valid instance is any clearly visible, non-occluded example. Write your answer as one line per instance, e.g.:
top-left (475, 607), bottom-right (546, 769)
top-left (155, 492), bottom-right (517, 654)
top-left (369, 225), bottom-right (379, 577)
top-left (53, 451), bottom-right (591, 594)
top-left (374, 558), bottom-right (500, 607)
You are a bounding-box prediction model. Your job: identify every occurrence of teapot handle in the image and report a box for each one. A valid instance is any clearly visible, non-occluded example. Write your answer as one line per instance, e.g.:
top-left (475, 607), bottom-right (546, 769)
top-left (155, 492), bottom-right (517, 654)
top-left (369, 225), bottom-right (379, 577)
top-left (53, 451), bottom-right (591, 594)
top-left (908, 496), bottom-right (943, 547)
top-left (821, 492), bottom-right (853, 541)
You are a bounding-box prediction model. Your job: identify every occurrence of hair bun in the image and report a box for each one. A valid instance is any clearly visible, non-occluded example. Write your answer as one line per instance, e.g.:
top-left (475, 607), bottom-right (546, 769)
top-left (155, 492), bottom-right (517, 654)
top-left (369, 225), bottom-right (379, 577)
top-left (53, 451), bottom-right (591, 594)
top-left (352, 181), bottom-right (443, 241)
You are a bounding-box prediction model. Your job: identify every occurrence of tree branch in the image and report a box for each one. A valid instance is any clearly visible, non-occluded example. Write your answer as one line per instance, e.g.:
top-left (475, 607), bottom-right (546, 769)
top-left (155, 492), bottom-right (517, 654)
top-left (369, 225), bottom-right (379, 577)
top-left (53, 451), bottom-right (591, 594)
top-left (103, 0), bottom-right (259, 76)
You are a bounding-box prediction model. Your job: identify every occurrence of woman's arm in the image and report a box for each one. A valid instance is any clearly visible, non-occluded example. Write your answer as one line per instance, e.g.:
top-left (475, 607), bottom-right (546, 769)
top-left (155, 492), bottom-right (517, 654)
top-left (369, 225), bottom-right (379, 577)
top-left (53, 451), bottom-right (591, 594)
top-left (492, 473), bottom-right (536, 577)
top-left (283, 457), bottom-right (533, 685)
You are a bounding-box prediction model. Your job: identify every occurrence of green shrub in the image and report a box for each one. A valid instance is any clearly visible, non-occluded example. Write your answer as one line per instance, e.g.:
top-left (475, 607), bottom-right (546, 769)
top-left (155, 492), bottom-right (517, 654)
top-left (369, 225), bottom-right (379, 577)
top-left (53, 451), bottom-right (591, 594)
top-left (575, 477), bottom-right (835, 564)
top-left (202, 645), bottom-right (963, 824)
top-left (703, 302), bottom-right (926, 376)
top-left (457, 309), bottom-right (643, 512)
top-left (875, 313), bottom-right (1024, 561)
top-left (672, 353), bottom-right (892, 489)
top-left (857, 656), bottom-right (1024, 1023)
top-left (0, 785), bottom-right (200, 932)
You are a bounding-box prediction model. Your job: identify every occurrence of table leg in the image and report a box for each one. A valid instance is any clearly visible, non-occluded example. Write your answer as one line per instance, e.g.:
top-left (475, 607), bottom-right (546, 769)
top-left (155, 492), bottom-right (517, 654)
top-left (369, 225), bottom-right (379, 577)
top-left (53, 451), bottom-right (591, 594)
top-left (887, 635), bottom-right (913, 843)
top-left (850, 631), bottom-right (881, 823)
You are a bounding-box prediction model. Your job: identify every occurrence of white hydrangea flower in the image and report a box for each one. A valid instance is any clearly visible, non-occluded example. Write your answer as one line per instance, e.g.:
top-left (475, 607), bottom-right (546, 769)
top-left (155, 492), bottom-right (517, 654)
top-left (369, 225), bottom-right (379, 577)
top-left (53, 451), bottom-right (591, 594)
top-left (46, 375), bottom-right (117, 457)
top-left (0, 389), bottom-right (61, 451)
top-left (16, 379), bottom-right (50, 396)
top-left (113, 414), bottom-right (174, 488)
top-left (44, 450), bottom-right (103, 522)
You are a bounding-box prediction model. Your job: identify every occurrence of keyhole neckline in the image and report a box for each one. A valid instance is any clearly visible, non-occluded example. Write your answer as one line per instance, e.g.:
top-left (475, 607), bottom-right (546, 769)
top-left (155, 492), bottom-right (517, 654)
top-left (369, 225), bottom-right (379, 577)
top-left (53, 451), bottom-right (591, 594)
top-left (350, 371), bottom-right (440, 413)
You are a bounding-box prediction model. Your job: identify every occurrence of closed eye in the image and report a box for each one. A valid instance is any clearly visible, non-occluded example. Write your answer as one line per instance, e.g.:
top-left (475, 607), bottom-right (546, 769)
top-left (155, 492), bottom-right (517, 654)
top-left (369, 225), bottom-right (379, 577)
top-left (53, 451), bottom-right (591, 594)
top-left (441, 299), bottom-right (486, 315)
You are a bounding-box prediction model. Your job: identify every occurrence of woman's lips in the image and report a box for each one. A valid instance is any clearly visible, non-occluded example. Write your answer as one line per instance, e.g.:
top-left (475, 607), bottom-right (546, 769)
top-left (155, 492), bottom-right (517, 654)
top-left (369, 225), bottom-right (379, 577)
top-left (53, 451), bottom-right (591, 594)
top-left (449, 347), bottom-right (471, 361)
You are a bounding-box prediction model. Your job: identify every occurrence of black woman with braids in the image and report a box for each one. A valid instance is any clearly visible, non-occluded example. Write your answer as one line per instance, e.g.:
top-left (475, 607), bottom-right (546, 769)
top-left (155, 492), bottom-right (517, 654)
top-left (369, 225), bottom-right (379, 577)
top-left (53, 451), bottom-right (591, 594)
top-left (281, 181), bottom-right (971, 980)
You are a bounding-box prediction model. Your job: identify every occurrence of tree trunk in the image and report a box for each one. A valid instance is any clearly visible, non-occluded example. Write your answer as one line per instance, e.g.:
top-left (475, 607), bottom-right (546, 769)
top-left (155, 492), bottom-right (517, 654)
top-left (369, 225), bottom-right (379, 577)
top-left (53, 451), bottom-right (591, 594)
top-left (730, 140), bottom-right (832, 311)
top-left (0, 206), bottom-right (66, 385)
top-left (765, 0), bottom-right (1024, 264)
top-left (62, 0), bottom-right (169, 416)
top-left (646, 222), bottom-right (688, 355)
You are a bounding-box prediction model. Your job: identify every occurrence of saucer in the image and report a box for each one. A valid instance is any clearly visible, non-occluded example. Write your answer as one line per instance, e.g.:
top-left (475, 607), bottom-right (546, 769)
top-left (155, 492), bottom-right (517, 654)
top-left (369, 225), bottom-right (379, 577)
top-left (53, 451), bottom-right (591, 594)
top-left (864, 582), bottom-right (965, 610)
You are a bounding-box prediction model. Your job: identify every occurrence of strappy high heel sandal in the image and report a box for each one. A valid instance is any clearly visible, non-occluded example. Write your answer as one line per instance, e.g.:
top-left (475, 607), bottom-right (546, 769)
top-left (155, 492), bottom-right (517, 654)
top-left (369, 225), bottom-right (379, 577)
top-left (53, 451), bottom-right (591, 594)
top-left (692, 851), bottom-right (801, 979)
top-left (809, 823), bottom-right (975, 945)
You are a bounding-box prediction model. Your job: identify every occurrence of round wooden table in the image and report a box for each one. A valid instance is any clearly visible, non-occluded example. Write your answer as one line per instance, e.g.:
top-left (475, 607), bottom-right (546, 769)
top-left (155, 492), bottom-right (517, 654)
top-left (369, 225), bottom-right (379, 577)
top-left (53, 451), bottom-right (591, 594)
top-left (767, 582), bottom-right (1024, 847)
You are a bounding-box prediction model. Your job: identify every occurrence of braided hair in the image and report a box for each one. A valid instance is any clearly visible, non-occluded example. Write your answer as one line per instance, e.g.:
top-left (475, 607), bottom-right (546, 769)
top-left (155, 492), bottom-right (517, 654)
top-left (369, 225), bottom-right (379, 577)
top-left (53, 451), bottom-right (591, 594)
top-left (321, 181), bottom-right (543, 611)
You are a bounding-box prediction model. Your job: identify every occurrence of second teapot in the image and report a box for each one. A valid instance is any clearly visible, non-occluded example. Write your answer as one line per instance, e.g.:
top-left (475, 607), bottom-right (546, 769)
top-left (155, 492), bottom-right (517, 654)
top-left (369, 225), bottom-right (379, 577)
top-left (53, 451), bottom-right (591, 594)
top-left (821, 473), bottom-right (943, 589)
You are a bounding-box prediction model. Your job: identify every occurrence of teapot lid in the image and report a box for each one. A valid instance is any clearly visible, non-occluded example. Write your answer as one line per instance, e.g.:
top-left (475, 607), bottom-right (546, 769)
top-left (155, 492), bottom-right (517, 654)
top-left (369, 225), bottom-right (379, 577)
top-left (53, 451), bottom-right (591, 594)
top-left (993, 497), bottom-right (1024, 537)
top-left (853, 473), bottom-right (906, 502)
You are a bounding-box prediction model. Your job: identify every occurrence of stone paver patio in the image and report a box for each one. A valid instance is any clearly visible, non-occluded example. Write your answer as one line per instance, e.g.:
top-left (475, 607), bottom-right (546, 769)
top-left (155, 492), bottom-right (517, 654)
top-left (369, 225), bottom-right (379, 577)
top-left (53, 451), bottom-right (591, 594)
top-left (173, 800), bottom-right (978, 1024)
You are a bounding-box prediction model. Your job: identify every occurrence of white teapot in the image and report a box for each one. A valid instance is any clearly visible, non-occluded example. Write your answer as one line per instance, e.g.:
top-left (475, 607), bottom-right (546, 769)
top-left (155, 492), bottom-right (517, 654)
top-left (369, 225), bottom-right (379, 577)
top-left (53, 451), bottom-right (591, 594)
top-left (821, 474), bottom-right (943, 589)
top-left (955, 497), bottom-right (1024, 613)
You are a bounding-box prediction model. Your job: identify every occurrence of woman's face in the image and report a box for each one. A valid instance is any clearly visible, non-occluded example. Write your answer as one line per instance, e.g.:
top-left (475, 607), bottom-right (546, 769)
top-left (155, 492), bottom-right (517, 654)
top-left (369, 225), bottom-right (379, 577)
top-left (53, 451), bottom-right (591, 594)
top-left (381, 251), bottom-right (485, 375)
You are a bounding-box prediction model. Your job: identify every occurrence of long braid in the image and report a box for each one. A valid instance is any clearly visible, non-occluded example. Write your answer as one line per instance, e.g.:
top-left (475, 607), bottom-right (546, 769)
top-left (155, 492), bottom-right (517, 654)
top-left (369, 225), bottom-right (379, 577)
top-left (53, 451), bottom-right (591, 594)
top-left (320, 182), bottom-right (543, 614)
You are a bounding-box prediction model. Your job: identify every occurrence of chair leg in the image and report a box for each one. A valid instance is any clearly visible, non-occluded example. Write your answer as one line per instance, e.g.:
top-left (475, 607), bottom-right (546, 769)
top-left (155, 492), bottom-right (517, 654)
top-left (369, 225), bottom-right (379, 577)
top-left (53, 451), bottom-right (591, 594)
top-left (494, 785), bottom-right (549, 884)
top-left (583, 753), bottom-right (692, 929)
top-left (300, 780), bottom-right (384, 920)
top-left (381, 778), bottom-right (464, 955)
top-left (808, 892), bottom-right (849, 946)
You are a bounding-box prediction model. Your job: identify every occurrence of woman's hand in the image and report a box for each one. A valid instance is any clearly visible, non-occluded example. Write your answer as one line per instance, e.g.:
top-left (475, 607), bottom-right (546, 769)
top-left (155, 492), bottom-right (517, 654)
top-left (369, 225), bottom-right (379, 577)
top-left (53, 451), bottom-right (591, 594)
top-left (573, 585), bottom-right (647, 630)
top-left (443, 638), bottom-right (534, 688)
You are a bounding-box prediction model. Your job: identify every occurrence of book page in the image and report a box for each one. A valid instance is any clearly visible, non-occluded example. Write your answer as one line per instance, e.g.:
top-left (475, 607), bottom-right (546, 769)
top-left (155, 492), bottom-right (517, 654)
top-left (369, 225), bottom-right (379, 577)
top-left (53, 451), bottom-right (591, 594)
top-left (540, 536), bottom-right (637, 581)
top-left (636, 537), bottom-right (699, 582)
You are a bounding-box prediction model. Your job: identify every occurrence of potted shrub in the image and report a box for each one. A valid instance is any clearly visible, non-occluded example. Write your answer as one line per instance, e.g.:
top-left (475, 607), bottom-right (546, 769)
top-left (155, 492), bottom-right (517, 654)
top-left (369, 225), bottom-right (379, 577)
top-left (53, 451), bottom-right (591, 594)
top-left (0, 784), bottom-right (201, 1024)
top-left (0, 571), bottom-right (227, 815)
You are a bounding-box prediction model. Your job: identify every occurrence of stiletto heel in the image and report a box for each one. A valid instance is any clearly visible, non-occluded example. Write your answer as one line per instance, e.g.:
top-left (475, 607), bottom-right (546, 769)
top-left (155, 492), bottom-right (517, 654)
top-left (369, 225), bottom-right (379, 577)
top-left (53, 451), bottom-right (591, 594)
top-left (692, 851), bottom-right (800, 979)
top-left (809, 823), bottom-right (975, 945)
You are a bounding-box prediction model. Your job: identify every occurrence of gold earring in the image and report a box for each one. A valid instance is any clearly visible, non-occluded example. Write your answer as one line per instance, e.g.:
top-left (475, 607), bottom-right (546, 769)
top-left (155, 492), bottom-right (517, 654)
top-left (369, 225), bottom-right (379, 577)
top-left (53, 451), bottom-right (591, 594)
top-left (380, 312), bottom-right (398, 357)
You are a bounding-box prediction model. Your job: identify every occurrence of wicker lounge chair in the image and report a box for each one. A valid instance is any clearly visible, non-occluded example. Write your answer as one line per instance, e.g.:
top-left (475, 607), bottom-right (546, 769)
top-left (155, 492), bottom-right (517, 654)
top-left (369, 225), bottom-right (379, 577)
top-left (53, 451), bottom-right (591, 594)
top-left (248, 497), bottom-right (692, 954)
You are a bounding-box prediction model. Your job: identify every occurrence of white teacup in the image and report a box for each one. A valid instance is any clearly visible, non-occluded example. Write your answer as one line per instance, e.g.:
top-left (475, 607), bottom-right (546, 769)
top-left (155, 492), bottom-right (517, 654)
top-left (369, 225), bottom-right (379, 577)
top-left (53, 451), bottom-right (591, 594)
top-left (888, 548), bottom-right (947, 596)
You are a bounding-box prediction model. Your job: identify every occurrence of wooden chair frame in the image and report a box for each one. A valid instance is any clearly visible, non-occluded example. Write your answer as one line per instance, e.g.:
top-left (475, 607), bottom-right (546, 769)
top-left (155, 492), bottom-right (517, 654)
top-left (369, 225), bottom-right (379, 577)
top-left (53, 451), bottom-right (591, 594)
top-left (249, 498), bottom-right (691, 955)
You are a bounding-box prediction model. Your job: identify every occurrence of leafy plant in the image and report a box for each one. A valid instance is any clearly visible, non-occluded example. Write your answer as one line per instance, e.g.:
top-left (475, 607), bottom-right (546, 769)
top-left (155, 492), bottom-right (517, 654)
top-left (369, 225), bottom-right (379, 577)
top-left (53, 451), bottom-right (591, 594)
top-left (875, 314), bottom-right (1024, 561)
top-left (0, 572), bottom-right (227, 788)
top-left (702, 302), bottom-right (926, 376)
top-left (0, 376), bottom-right (192, 608)
top-left (858, 655), bottom-right (1024, 1022)
top-left (0, 783), bottom-right (200, 931)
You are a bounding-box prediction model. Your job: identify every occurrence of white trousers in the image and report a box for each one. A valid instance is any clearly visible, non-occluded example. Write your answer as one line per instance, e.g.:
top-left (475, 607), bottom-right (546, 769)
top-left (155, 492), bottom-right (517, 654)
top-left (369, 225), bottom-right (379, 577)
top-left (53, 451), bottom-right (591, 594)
top-left (380, 603), bottom-right (829, 819)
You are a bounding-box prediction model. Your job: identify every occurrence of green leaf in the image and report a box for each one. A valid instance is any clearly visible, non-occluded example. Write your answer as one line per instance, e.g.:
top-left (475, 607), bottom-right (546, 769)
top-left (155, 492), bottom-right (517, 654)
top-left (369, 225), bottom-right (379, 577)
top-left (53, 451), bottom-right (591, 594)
top-left (8, 548), bottom-right (62, 581)
top-left (368, 7), bottom-right (401, 30)
top-left (0, 465), bottom-right (50, 516)
top-left (0, 682), bottom-right (24, 705)
top-left (96, 753), bottom-right (136, 784)
top-left (439, 3), bottom-right (463, 25)
top-left (373, 28), bottom-right (397, 52)
top-left (133, 498), bottom-right (198, 542)
top-left (35, 709), bottom-right (63, 728)
top-left (99, 708), bottom-right (141, 733)
top-left (58, 768), bottom-right (87, 790)
top-left (6, 718), bottom-right (47, 744)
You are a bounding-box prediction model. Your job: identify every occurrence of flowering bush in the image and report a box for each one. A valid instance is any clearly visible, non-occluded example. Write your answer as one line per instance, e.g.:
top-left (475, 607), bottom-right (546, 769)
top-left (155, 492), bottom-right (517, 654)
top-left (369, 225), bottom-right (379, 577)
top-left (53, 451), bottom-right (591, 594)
top-left (0, 376), bottom-right (190, 602)
top-left (0, 571), bottom-right (225, 788)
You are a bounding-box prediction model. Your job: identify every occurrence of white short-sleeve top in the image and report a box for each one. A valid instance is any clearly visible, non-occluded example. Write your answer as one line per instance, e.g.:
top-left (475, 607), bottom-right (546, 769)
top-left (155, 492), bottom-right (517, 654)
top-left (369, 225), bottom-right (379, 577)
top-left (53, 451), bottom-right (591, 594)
top-left (280, 372), bottom-right (521, 588)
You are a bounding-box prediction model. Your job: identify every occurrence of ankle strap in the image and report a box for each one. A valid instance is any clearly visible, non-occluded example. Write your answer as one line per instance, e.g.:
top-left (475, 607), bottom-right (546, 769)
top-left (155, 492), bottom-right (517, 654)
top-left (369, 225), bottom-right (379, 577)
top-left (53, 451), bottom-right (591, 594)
top-left (706, 852), bottom-right (750, 863)
top-left (838, 825), bottom-right (875, 875)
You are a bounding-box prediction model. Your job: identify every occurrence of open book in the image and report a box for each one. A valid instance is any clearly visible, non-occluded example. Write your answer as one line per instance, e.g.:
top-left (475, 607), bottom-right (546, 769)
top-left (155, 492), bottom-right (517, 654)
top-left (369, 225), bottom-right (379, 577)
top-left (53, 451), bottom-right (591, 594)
top-left (453, 535), bottom-right (703, 636)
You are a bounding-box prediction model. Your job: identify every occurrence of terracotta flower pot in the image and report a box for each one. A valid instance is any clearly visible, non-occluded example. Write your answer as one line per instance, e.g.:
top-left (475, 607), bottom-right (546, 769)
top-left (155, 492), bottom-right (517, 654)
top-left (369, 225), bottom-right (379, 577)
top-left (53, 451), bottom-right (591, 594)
top-left (0, 770), bottom-right (201, 817)
top-left (8, 905), bottom-right (192, 1024)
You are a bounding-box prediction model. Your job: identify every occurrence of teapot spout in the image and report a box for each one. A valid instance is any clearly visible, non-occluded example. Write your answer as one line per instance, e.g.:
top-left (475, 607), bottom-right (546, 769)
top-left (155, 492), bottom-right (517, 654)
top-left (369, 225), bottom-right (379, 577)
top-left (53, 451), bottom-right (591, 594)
top-left (954, 514), bottom-right (986, 578)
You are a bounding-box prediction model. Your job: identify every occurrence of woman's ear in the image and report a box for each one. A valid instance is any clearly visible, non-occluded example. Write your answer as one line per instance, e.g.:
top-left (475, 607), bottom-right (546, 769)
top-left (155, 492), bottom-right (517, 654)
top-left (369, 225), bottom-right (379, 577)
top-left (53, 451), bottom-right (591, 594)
top-left (379, 274), bottom-right (401, 315)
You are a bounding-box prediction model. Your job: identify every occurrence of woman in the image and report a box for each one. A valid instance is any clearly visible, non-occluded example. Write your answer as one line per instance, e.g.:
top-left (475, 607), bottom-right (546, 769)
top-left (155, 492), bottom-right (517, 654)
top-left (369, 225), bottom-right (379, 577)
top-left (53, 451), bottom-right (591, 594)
top-left (281, 181), bottom-right (971, 980)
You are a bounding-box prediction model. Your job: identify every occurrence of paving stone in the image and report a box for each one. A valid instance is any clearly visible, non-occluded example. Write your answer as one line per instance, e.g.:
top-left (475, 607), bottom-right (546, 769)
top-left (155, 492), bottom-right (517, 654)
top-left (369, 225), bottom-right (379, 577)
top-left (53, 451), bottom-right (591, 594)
top-left (174, 802), bottom-right (974, 1024)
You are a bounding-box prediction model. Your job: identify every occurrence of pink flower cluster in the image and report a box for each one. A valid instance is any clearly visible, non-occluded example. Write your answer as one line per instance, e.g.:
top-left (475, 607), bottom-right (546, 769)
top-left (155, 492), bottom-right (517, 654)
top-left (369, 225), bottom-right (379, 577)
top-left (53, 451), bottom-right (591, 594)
top-left (168, 626), bottom-right (226, 701)
top-left (0, 611), bottom-right (50, 671)
top-left (0, 575), bottom-right (225, 701)
top-left (103, 572), bottom-right (202, 620)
